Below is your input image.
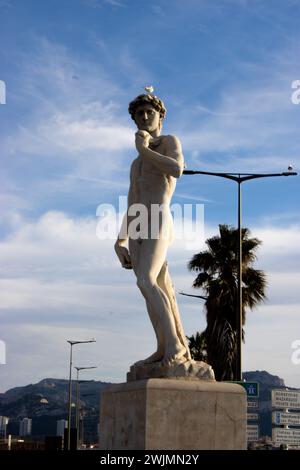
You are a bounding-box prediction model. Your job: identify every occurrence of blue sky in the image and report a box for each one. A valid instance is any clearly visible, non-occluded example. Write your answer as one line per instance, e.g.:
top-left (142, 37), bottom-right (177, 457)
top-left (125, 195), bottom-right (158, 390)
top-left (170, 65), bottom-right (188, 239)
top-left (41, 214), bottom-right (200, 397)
top-left (1, 0), bottom-right (300, 392)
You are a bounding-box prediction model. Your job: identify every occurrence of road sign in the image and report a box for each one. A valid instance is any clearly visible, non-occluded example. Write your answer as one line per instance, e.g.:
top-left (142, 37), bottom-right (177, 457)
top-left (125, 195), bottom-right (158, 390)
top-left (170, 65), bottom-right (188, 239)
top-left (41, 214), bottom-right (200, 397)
top-left (272, 428), bottom-right (300, 446)
top-left (272, 389), bottom-right (300, 409)
top-left (272, 411), bottom-right (300, 426)
top-left (231, 381), bottom-right (259, 397)
top-left (247, 413), bottom-right (259, 421)
top-left (247, 400), bottom-right (259, 409)
top-left (247, 425), bottom-right (259, 442)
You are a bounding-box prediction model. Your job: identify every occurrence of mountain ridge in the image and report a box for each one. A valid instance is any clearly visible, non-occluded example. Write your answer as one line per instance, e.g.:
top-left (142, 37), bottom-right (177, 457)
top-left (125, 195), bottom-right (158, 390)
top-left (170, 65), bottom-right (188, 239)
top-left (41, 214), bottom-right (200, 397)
top-left (0, 371), bottom-right (298, 440)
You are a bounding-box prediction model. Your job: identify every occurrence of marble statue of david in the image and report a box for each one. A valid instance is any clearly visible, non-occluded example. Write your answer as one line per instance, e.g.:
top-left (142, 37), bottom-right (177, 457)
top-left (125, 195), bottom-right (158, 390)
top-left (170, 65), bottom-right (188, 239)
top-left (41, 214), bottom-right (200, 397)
top-left (115, 93), bottom-right (191, 368)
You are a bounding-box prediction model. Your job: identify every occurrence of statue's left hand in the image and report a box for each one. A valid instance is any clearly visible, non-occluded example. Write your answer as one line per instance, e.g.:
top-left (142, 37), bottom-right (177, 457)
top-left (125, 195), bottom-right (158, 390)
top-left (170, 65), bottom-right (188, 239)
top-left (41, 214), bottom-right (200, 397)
top-left (135, 130), bottom-right (152, 153)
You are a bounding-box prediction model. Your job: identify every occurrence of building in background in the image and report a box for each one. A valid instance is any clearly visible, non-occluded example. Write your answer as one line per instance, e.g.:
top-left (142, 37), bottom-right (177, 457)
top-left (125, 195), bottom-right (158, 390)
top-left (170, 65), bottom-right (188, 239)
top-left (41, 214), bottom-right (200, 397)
top-left (19, 418), bottom-right (32, 437)
top-left (56, 419), bottom-right (67, 437)
top-left (0, 416), bottom-right (9, 439)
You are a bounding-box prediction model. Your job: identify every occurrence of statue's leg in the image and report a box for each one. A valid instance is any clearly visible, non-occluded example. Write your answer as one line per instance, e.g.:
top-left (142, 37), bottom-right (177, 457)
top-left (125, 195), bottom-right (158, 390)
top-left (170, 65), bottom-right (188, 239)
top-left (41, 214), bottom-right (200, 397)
top-left (157, 262), bottom-right (191, 361)
top-left (129, 238), bottom-right (164, 364)
top-left (135, 237), bottom-right (187, 366)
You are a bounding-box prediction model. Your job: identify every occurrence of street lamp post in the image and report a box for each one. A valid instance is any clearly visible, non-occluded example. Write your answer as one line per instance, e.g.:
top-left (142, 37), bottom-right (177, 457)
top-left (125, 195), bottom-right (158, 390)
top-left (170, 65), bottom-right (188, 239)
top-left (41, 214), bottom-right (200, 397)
top-left (66, 339), bottom-right (96, 450)
top-left (74, 366), bottom-right (97, 449)
top-left (183, 169), bottom-right (297, 381)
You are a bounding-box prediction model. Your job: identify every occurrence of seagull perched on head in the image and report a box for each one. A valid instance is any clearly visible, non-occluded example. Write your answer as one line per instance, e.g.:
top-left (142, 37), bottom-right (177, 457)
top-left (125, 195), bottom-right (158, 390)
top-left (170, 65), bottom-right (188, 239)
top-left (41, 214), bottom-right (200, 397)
top-left (145, 85), bottom-right (154, 94)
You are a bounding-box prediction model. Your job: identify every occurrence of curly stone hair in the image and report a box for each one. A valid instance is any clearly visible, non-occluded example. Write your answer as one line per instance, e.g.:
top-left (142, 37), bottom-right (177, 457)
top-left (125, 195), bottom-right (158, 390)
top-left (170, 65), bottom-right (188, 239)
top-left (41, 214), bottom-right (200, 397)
top-left (128, 94), bottom-right (167, 121)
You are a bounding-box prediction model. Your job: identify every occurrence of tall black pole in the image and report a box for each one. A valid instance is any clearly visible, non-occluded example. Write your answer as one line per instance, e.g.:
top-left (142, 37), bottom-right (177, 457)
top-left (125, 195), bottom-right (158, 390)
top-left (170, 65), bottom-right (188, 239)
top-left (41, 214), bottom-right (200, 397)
top-left (237, 180), bottom-right (242, 381)
top-left (76, 370), bottom-right (80, 449)
top-left (183, 169), bottom-right (297, 381)
top-left (67, 344), bottom-right (73, 451)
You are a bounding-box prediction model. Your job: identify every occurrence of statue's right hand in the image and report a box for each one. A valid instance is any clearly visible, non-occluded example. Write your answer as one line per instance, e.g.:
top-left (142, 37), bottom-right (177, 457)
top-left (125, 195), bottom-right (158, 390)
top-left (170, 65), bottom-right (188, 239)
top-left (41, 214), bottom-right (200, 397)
top-left (114, 243), bottom-right (132, 269)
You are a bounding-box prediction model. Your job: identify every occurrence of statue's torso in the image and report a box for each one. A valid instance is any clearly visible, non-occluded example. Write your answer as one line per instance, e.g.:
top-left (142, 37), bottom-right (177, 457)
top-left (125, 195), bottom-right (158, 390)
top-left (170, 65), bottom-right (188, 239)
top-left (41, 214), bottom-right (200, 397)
top-left (129, 136), bottom-right (176, 209)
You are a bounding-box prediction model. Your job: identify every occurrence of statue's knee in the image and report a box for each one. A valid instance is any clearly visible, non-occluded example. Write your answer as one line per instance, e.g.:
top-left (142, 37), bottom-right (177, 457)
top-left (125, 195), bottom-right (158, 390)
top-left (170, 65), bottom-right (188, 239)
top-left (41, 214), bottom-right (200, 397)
top-left (137, 276), bottom-right (155, 292)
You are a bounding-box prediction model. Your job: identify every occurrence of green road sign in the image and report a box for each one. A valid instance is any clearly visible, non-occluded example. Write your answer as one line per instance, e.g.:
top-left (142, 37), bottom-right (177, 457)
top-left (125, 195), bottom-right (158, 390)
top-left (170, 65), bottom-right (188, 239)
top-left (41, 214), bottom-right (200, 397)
top-left (230, 381), bottom-right (259, 398)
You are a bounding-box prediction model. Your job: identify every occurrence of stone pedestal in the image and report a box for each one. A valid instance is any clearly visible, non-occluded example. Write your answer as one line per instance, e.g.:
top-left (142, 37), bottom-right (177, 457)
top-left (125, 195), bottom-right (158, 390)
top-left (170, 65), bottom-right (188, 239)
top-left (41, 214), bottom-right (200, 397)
top-left (127, 359), bottom-right (215, 382)
top-left (99, 378), bottom-right (247, 450)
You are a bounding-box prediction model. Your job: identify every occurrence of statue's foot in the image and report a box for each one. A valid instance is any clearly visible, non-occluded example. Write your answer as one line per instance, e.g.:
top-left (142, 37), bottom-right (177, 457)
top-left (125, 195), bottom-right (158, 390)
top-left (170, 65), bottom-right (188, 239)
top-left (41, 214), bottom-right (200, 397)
top-left (161, 344), bottom-right (187, 367)
top-left (134, 350), bottom-right (163, 366)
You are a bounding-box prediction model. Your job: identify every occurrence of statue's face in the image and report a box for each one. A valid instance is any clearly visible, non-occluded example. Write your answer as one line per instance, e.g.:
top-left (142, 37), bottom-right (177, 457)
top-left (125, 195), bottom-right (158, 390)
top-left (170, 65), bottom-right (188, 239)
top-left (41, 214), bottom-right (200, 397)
top-left (134, 104), bottom-right (161, 133)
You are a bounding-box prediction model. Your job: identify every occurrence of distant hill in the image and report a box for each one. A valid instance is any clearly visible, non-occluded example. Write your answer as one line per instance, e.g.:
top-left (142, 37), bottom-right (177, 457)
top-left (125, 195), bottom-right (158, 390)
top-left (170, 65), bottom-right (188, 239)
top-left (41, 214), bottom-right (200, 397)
top-left (0, 378), bottom-right (111, 417)
top-left (243, 370), bottom-right (285, 389)
top-left (0, 371), bottom-right (298, 441)
top-left (0, 378), bottom-right (112, 442)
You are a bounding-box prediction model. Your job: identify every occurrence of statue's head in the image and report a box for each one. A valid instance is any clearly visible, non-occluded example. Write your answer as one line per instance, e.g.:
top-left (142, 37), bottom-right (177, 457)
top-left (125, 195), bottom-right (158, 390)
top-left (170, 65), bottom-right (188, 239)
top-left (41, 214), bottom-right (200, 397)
top-left (128, 94), bottom-right (166, 120)
top-left (128, 94), bottom-right (166, 133)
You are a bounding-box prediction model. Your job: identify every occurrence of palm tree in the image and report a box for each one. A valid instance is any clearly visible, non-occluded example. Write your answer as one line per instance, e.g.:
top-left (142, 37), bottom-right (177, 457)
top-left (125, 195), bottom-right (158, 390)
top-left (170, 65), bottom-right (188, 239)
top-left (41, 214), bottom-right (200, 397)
top-left (186, 331), bottom-right (207, 362)
top-left (188, 224), bottom-right (266, 381)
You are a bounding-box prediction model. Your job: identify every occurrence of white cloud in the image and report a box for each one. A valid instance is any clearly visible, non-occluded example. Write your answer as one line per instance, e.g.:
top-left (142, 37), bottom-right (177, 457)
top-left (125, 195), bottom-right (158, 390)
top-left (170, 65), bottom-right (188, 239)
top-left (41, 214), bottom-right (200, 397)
top-left (3, 39), bottom-right (133, 158)
top-left (255, 226), bottom-right (300, 255)
top-left (0, 323), bottom-right (133, 390)
top-left (0, 209), bottom-right (299, 390)
top-left (0, 211), bottom-right (113, 280)
top-left (118, 46), bottom-right (153, 87)
top-left (1, 23), bottom-right (300, 392)
top-left (0, 0), bottom-right (12, 8)
top-left (176, 50), bottom-right (300, 173)
top-left (103, 0), bottom-right (125, 7)
top-left (5, 113), bottom-right (133, 157)
top-left (84, 0), bottom-right (125, 8)
top-left (244, 305), bottom-right (300, 388)
top-left (0, 38), bottom-right (140, 215)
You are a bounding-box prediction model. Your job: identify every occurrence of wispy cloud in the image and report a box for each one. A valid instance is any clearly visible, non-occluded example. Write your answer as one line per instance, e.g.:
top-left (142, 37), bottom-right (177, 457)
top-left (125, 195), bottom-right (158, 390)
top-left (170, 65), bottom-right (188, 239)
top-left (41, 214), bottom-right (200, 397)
top-left (4, 38), bottom-right (132, 156)
top-left (0, 208), bottom-right (299, 388)
top-left (1, 38), bottom-right (139, 217)
top-left (85, 0), bottom-right (125, 8)
top-left (176, 47), bottom-right (300, 172)
top-left (103, 0), bottom-right (125, 6)
top-left (0, 0), bottom-right (13, 8)
top-left (4, 115), bottom-right (132, 155)
top-left (175, 192), bottom-right (213, 203)
top-left (1, 0), bottom-right (300, 392)
top-left (118, 45), bottom-right (155, 88)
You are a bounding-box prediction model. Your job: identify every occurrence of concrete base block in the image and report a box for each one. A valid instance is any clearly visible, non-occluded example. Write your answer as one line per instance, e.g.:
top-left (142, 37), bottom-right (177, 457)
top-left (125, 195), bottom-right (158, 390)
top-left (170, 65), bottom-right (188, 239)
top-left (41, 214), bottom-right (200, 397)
top-left (99, 378), bottom-right (247, 450)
